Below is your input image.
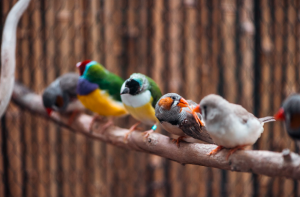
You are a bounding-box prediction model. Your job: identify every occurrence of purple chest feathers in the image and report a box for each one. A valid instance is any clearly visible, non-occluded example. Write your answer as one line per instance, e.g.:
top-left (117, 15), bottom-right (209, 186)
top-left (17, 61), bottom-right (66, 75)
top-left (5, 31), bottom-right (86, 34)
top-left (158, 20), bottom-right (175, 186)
top-left (77, 78), bottom-right (99, 95)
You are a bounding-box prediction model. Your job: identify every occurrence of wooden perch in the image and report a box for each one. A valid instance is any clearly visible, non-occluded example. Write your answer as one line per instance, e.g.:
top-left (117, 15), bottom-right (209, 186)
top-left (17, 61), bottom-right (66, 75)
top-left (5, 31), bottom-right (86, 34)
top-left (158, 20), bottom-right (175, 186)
top-left (0, 0), bottom-right (31, 118)
top-left (12, 82), bottom-right (300, 180)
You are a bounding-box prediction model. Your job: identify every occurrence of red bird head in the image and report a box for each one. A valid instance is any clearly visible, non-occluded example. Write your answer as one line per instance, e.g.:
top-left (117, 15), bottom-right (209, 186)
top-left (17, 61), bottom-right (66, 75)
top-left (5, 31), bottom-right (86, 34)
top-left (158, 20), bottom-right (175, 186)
top-left (76, 60), bottom-right (92, 76)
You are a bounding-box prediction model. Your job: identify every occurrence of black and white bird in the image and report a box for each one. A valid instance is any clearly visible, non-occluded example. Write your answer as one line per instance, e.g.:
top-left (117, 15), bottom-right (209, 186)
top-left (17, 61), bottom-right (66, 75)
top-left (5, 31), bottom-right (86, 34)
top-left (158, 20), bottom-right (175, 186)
top-left (155, 93), bottom-right (214, 147)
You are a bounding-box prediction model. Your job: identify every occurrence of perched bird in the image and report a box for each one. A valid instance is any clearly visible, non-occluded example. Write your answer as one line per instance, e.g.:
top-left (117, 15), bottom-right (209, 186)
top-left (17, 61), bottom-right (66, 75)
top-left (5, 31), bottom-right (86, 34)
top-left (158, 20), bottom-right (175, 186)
top-left (193, 94), bottom-right (275, 159)
top-left (155, 93), bottom-right (214, 147)
top-left (274, 94), bottom-right (300, 146)
top-left (120, 73), bottom-right (162, 140)
top-left (42, 73), bottom-right (85, 122)
top-left (76, 60), bottom-right (128, 131)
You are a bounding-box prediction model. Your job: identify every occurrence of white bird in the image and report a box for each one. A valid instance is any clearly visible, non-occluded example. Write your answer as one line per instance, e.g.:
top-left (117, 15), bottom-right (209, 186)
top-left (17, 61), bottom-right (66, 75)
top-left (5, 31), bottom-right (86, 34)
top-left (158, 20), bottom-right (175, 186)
top-left (193, 94), bottom-right (275, 159)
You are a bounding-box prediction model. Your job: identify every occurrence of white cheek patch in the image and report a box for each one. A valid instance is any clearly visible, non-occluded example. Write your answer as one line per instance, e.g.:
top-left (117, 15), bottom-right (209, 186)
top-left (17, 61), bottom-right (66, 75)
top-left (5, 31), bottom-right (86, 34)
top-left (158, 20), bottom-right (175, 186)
top-left (121, 90), bottom-right (151, 108)
top-left (120, 83), bottom-right (126, 94)
top-left (173, 100), bottom-right (178, 107)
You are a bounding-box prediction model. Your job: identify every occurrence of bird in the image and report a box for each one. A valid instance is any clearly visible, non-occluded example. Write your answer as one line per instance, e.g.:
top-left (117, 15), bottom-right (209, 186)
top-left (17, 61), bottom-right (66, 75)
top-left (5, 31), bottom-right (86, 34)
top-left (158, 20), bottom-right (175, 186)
top-left (193, 94), bottom-right (275, 159)
top-left (76, 60), bottom-right (128, 131)
top-left (42, 72), bottom-right (85, 123)
top-left (274, 94), bottom-right (300, 147)
top-left (155, 93), bottom-right (213, 147)
top-left (120, 73), bottom-right (162, 141)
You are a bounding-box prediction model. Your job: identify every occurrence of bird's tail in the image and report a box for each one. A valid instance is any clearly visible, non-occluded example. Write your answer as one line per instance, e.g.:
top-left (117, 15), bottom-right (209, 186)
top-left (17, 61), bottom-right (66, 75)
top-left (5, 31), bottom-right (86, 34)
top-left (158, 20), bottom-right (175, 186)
top-left (259, 116), bottom-right (276, 123)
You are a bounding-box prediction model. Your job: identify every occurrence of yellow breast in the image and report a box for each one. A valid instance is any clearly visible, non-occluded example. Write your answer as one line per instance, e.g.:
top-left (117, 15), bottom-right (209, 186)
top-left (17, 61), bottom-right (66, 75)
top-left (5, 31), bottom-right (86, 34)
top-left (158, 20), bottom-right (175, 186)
top-left (123, 97), bottom-right (158, 125)
top-left (78, 89), bottom-right (128, 117)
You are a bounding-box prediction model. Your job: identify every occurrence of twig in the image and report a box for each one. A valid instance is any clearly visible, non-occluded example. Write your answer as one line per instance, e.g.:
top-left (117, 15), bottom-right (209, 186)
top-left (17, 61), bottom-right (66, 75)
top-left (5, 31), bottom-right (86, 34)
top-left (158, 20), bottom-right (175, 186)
top-left (0, 0), bottom-right (31, 118)
top-left (12, 82), bottom-right (300, 180)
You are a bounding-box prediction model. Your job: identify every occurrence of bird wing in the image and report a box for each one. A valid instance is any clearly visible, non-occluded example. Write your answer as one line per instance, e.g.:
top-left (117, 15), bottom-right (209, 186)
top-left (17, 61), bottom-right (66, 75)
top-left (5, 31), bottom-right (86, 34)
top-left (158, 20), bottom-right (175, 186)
top-left (179, 106), bottom-right (214, 144)
top-left (84, 64), bottom-right (125, 102)
top-left (59, 73), bottom-right (79, 98)
top-left (99, 72), bottom-right (125, 102)
top-left (146, 76), bottom-right (162, 108)
top-left (230, 103), bottom-right (255, 123)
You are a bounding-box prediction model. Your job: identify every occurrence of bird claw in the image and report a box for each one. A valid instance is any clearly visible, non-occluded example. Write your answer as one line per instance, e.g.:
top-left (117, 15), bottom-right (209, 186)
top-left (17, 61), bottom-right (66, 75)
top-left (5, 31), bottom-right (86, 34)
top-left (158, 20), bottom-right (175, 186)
top-left (143, 129), bottom-right (154, 140)
top-left (207, 145), bottom-right (223, 156)
top-left (171, 136), bottom-right (186, 148)
top-left (225, 145), bottom-right (247, 160)
top-left (67, 111), bottom-right (79, 125)
top-left (89, 116), bottom-right (113, 134)
top-left (123, 122), bottom-right (140, 143)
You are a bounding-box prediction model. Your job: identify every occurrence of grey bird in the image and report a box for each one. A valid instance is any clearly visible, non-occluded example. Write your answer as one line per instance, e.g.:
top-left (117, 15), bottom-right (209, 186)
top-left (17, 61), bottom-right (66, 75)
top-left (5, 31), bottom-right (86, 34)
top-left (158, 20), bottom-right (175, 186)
top-left (193, 94), bottom-right (275, 159)
top-left (274, 94), bottom-right (300, 147)
top-left (42, 73), bottom-right (85, 116)
top-left (155, 93), bottom-right (214, 147)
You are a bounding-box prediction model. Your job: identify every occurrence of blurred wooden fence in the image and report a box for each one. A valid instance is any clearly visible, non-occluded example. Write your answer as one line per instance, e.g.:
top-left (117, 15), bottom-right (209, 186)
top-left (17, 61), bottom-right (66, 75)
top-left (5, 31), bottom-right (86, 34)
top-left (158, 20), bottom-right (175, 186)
top-left (0, 0), bottom-right (299, 196)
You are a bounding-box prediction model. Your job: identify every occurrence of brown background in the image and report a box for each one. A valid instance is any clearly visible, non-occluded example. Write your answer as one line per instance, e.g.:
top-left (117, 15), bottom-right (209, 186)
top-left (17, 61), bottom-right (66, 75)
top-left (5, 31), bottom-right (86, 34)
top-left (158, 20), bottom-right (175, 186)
top-left (0, 0), bottom-right (300, 196)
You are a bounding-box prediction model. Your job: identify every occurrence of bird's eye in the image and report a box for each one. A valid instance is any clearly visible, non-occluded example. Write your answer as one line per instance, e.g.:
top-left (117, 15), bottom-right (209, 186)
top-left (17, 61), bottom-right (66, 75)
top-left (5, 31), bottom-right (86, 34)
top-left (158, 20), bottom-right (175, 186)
top-left (203, 105), bottom-right (207, 117)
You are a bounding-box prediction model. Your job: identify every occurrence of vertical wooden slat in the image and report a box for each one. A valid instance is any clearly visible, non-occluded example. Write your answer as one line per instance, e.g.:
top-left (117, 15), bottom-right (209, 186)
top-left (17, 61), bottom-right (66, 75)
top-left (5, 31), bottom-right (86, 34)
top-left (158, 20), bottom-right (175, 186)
top-left (237, 0), bottom-right (254, 196)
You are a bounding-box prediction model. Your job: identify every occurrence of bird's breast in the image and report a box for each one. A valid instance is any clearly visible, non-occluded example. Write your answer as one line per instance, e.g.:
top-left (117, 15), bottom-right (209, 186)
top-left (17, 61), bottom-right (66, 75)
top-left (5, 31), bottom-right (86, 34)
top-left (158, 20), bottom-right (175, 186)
top-left (121, 90), bottom-right (151, 108)
top-left (77, 89), bottom-right (127, 117)
top-left (123, 98), bottom-right (157, 125)
top-left (160, 121), bottom-right (185, 136)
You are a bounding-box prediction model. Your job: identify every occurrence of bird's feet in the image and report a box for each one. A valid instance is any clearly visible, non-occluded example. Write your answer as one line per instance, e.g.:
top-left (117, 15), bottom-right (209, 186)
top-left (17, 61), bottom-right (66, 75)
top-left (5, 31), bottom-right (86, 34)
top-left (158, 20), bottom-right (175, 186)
top-left (171, 136), bottom-right (186, 148)
top-left (100, 119), bottom-right (114, 133)
top-left (226, 145), bottom-right (247, 160)
top-left (207, 145), bottom-right (224, 156)
top-left (89, 115), bottom-right (101, 132)
top-left (143, 125), bottom-right (157, 140)
top-left (143, 130), bottom-right (154, 140)
top-left (123, 122), bottom-right (141, 142)
top-left (89, 115), bottom-right (112, 133)
top-left (67, 111), bottom-right (80, 125)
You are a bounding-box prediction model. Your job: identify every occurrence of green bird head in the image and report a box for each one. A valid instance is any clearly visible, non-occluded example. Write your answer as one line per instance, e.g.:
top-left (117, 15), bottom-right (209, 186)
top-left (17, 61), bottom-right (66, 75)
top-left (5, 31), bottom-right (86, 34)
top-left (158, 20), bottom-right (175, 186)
top-left (76, 60), bottom-right (108, 80)
top-left (76, 60), bottom-right (124, 101)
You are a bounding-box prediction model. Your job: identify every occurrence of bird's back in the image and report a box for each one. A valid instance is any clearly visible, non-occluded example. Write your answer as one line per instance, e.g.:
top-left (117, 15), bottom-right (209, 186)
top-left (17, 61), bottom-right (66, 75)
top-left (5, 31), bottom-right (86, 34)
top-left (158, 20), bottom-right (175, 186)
top-left (59, 73), bottom-right (79, 99)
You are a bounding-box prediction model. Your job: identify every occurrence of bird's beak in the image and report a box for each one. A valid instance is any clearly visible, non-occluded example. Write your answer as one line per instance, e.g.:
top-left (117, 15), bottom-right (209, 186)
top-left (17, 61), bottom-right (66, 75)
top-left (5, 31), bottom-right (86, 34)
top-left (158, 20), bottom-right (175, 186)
top-left (46, 108), bottom-right (53, 115)
top-left (192, 104), bottom-right (201, 114)
top-left (177, 98), bottom-right (189, 108)
top-left (120, 87), bottom-right (130, 95)
top-left (274, 108), bottom-right (285, 121)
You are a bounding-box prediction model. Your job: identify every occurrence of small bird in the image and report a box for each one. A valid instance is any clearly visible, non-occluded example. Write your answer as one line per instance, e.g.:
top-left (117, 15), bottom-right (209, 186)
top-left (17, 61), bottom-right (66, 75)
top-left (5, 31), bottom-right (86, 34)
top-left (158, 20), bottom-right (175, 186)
top-left (155, 93), bottom-right (214, 147)
top-left (76, 60), bottom-right (128, 131)
top-left (193, 94), bottom-right (275, 159)
top-left (274, 94), bottom-right (300, 146)
top-left (120, 73), bottom-right (162, 140)
top-left (42, 73), bottom-right (85, 122)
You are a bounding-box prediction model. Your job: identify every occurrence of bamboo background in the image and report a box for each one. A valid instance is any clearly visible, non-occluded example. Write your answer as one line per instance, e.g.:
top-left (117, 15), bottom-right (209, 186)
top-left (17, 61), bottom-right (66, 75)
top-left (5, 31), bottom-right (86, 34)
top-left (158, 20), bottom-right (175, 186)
top-left (0, 0), bottom-right (300, 196)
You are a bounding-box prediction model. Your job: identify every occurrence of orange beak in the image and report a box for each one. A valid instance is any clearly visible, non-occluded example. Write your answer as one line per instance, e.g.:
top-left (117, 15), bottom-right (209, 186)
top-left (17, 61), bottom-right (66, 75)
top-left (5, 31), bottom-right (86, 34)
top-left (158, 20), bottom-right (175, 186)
top-left (192, 104), bottom-right (201, 114)
top-left (274, 108), bottom-right (285, 121)
top-left (177, 98), bottom-right (189, 108)
top-left (46, 108), bottom-right (53, 115)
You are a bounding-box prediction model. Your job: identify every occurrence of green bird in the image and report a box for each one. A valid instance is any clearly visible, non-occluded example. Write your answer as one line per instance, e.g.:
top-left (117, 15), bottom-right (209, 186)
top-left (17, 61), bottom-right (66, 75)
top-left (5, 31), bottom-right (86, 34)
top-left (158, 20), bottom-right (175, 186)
top-left (120, 73), bottom-right (162, 140)
top-left (76, 60), bottom-right (128, 131)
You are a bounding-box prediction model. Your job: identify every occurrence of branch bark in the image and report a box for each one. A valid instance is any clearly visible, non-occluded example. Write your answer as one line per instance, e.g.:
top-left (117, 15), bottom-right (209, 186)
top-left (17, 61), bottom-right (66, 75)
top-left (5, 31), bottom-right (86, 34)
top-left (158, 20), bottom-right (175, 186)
top-left (0, 0), bottom-right (31, 118)
top-left (12, 82), bottom-right (300, 180)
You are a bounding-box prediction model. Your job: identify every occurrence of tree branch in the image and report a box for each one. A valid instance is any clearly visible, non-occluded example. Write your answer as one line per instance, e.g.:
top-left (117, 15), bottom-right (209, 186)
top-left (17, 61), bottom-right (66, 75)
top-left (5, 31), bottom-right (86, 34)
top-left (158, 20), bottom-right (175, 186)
top-left (12, 82), bottom-right (300, 180)
top-left (0, 0), bottom-right (31, 118)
